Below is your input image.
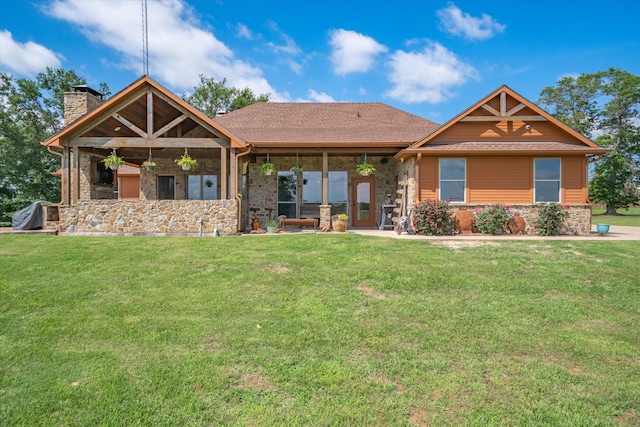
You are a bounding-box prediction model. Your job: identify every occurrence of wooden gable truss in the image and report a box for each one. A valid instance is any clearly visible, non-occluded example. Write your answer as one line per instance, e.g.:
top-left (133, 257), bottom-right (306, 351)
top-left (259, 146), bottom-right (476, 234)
top-left (43, 76), bottom-right (247, 204)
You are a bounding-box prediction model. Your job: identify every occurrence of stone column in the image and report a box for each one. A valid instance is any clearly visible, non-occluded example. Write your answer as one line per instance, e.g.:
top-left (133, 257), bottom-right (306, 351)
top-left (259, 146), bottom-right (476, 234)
top-left (320, 205), bottom-right (332, 229)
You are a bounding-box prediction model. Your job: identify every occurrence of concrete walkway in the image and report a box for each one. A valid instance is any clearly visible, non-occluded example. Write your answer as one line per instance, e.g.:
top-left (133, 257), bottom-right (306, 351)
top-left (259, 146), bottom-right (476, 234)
top-left (351, 225), bottom-right (640, 241)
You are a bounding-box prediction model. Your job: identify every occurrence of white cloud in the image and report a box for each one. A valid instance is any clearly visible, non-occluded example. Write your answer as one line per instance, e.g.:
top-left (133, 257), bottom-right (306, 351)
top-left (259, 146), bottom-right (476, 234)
top-left (44, 0), bottom-right (285, 100)
top-left (329, 29), bottom-right (387, 75)
top-left (236, 23), bottom-right (253, 40)
top-left (385, 41), bottom-right (478, 104)
top-left (307, 89), bottom-right (335, 102)
top-left (285, 58), bottom-right (303, 75)
top-left (266, 20), bottom-right (301, 55)
top-left (0, 30), bottom-right (62, 75)
top-left (359, 87), bottom-right (366, 96)
top-left (437, 3), bottom-right (505, 41)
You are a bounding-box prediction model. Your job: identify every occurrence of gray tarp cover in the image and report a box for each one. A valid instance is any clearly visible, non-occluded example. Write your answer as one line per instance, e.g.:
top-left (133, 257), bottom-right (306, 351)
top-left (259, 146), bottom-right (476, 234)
top-left (12, 201), bottom-right (46, 230)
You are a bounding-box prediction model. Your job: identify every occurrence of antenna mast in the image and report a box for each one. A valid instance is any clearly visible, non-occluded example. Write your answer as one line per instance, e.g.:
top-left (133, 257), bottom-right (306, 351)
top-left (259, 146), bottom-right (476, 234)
top-left (142, 0), bottom-right (149, 76)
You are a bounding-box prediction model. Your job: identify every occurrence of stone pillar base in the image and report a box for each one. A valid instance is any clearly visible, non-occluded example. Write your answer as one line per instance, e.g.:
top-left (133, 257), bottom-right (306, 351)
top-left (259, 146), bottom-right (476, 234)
top-left (319, 205), bottom-right (332, 230)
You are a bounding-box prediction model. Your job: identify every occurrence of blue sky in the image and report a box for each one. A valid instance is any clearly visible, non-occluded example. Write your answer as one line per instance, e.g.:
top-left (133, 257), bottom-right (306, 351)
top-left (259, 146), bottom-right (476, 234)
top-left (1, 0), bottom-right (638, 123)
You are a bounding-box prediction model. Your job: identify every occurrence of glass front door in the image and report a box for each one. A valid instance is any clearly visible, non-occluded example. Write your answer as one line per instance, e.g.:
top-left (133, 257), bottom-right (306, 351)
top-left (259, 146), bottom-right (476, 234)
top-left (352, 177), bottom-right (376, 227)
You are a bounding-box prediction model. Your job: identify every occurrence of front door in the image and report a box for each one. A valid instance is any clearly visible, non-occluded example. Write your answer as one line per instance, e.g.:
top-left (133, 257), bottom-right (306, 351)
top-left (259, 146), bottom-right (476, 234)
top-left (352, 177), bottom-right (376, 227)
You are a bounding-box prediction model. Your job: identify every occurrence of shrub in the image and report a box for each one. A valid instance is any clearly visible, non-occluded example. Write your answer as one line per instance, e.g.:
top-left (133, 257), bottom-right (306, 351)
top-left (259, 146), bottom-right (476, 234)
top-left (413, 200), bottom-right (456, 236)
top-left (536, 203), bottom-right (569, 235)
top-left (474, 204), bottom-right (511, 235)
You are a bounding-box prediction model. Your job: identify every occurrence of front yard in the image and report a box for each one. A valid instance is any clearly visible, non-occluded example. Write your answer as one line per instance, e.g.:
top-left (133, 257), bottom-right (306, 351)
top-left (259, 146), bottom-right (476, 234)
top-left (1, 235), bottom-right (638, 426)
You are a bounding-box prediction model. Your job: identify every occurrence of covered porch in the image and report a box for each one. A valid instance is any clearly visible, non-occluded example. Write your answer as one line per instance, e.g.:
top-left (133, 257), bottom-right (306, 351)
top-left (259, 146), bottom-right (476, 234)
top-left (43, 76), bottom-right (247, 235)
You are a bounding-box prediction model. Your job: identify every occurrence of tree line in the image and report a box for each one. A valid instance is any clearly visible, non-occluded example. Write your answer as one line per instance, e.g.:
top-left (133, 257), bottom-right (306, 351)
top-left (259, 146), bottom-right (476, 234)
top-left (0, 67), bottom-right (637, 224)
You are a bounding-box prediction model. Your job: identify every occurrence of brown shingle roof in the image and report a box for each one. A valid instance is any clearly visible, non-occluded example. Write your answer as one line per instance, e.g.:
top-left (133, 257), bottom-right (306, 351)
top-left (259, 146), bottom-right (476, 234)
top-left (403, 141), bottom-right (610, 155)
top-left (215, 102), bottom-right (439, 146)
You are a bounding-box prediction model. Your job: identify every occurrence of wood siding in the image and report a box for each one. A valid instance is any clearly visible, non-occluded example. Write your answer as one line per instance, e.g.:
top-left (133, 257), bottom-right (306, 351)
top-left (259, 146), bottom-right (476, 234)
top-left (118, 175), bottom-right (141, 200)
top-left (467, 156), bottom-right (531, 204)
top-left (430, 120), bottom-right (576, 143)
top-left (417, 156), bottom-right (437, 200)
top-left (417, 155), bottom-right (588, 204)
top-left (562, 156), bottom-right (586, 204)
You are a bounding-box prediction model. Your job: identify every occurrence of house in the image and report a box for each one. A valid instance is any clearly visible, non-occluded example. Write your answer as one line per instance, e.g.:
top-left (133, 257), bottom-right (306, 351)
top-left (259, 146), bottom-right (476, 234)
top-left (395, 85), bottom-right (610, 234)
top-left (41, 77), bottom-right (608, 235)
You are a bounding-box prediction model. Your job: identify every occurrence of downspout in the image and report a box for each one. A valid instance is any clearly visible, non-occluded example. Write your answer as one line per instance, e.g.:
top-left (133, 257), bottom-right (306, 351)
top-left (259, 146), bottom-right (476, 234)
top-left (235, 147), bottom-right (253, 232)
top-left (47, 146), bottom-right (64, 204)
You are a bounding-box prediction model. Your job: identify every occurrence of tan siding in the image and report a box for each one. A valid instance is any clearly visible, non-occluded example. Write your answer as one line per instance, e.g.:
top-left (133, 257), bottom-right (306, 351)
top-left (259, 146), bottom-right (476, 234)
top-left (468, 156), bottom-right (532, 204)
top-left (418, 156), bottom-right (437, 201)
top-left (563, 156), bottom-right (586, 204)
top-left (431, 120), bottom-right (575, 143)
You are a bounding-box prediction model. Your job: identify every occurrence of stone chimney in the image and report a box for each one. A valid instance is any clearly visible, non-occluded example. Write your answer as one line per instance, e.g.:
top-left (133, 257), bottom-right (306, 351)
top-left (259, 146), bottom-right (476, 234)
top-left (63, 85), bottom-right (105, 126)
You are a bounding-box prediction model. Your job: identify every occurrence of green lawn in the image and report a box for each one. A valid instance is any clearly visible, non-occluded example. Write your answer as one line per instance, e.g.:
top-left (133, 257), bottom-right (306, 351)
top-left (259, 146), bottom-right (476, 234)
top-left (1, 235), bottom-right (638, 426)
top-left (593, 207), bottom-right (640, 227)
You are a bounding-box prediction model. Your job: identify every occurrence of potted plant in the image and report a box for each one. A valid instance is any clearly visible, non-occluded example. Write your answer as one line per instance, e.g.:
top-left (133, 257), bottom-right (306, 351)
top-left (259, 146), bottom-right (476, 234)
top-left (290, 166), bottom-right (302, 176)
top-left (175, 154), bottom-right (197, 171)
top-left (142, 160), bottom-right (156, 171)
top-left (261, 162), bottom-right (276, 176)
top-left (356, 161), bottom-right (375, 176)
top-left (332, 213), bottom-right (348, 232)
top-left (103, 150), bottom-right (125, 170)
top-left (205, 179), bottom-right (214, 188)
top-left (266, 219), bottom-right (279, 234)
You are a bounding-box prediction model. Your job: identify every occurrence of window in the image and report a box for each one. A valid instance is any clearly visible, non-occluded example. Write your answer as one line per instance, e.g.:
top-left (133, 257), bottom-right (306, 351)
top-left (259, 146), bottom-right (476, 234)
top-left (439, 158), bottom-right (465, 202)
top-left (329, 171), bottom-right (348, 214)
top-left (277, 171), bottom-right (297, 217)
top-left (187, 175), bottom-right (217, 200)
top-left (95, 161), bottom-right (113, 184)
top-left (157, 176), bottom-right (175, 200)
top-left (534, 158), bottom-right (561, 202)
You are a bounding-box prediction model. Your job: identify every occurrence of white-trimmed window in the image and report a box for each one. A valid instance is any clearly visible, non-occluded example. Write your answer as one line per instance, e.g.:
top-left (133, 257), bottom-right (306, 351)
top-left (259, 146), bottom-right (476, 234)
top-left (534, 158), bottom-right (561, 203)
top-left (439, 158), bottom-right (466, 202)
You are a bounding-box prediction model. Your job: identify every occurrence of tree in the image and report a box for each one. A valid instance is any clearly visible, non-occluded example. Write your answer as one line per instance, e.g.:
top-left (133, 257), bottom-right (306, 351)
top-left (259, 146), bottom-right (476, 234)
top-left (539, 69), bottom-right (640, 214)
top-left (182, 75), bottom-right (270, 117)
top-left (538, 73), bottom-right (601, 137)
top-left (0, 68), bottom-right (110, 224)
top-left (589, 151), bottom-right (639, 214)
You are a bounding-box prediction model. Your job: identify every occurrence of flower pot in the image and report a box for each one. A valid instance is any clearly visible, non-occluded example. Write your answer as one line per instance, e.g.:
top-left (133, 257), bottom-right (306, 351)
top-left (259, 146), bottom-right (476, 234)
top-left (264, 170), bottom-right (273, 176)
top-left (596, 223), bottom-right (610, 235)
top-left (109, 164), bottom-right (120, 170)
top-left (182, 164), bottom-right (191, 171)
top-left (332, 220), bottom-right (347, 232)
top-left (267, 226), bottom-right (277, 234)
top-left (145, 166), bottom-right (155, 171)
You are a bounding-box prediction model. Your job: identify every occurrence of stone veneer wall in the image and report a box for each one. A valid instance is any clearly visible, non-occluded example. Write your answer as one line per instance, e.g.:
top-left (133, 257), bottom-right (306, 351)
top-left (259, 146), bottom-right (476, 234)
top-left (64, 91), bottom-right (104, 125)
top-left (396, 157), bottom-right (416, 213)
top-left (247, 155), bottom-right (399, 229)
top-left (58, 199), bottom-right (238, 235)
top-left (447, 204), bottom-right (592, 235)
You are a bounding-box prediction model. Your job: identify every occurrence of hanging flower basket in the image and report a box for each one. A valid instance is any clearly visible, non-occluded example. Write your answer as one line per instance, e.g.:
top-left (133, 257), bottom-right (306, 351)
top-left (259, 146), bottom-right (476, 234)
top-left (175, 154), bottom-right (197, 171)
top-left (356, 162), bottom-right (375, 176)
top-left (261, 162), bottom-right (276, 176)
top-left (290, 166), bottom-right (302, 176)
top-left (103, 150), bottom-right (125, 170)
top-left (142, 160), bottom-right (156, 171)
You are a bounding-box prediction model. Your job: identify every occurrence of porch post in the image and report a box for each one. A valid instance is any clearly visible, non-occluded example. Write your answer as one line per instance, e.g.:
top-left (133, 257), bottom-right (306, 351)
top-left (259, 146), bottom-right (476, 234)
top-left (71, 146), bottom-right (80, 204)
top-left (322, 152), bottom-right (328, 204)
top-left (319, 151), bottom-right (331, 229)
top-left (220, 147), bottom-right (228, 199)
top-left (62, 146), bottom-right (70, 205)
top-left (229, 148), bottom-right (237, 199)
